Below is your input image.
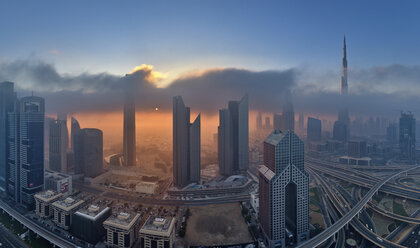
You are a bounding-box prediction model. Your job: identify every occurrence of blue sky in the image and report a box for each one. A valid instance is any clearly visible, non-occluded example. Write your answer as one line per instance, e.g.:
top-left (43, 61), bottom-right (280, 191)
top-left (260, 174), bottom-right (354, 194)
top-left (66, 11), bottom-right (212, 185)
top-left (1, 0), bottom-right (420, 78)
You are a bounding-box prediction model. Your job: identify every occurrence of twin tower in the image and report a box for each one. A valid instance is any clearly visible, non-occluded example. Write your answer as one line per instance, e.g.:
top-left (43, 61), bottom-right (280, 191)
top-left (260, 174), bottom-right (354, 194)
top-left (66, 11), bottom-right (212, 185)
top-left (172, 95), bottom-right (249, 188)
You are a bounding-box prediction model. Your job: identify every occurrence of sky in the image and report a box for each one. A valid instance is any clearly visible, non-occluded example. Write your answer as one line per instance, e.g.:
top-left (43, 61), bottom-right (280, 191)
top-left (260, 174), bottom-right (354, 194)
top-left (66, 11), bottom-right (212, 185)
top-left (1, 0), bottom-right (420, 144)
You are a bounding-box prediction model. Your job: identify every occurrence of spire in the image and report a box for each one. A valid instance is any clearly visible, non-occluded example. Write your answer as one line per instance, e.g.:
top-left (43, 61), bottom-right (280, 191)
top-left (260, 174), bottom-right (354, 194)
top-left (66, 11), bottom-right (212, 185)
top-left (343, 35), bottom-right (347, 60)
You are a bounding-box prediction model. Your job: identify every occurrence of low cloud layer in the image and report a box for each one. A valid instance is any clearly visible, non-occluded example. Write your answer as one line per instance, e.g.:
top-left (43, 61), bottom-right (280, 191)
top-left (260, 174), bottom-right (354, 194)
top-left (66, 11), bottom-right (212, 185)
top-left (1, 59), bottom-right (420, 118)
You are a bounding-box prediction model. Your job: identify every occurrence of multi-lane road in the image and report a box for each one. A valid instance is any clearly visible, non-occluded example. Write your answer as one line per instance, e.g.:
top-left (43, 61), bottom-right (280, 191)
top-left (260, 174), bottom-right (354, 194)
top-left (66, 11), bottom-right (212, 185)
top-left (297, 163), bottom-right (420, 248)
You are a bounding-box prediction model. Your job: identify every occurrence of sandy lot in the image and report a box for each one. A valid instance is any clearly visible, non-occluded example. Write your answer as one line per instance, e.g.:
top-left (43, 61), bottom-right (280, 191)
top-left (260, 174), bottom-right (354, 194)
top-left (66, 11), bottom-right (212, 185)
top-left (185, 203), bottom-right (254, 246)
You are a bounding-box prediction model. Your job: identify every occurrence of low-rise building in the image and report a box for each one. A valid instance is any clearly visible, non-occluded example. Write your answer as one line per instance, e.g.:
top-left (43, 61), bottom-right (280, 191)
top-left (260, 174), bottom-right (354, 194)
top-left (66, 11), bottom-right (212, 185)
top-left (104, 211), bottom-right (141, 248)
top-left (44, 169), bottom-right (73, 196)
top-left (52, 196), bottom-right (85, 230)
top-left (72, 201), bottom-right (112, 244)
top-left (139, 216), bottom-right (175, 248)
top-left (34, 190), bottom-right (63, 218)
top-left (339, 156), bottom-right (372, 166)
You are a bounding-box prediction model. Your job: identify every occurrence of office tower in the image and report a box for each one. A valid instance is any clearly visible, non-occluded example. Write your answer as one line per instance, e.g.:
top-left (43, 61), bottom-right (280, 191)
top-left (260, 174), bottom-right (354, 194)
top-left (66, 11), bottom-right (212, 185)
top-left (19, 96), bottom-right (45, 208)
top-left (44, 169), bottom-right (72, 195)
top-left (386, 123), bottom-right (397, 144)
top-left (348, 140), bottom-right (367, 158)
top-left (104, 212), bottom-right (141, 248)
top-left (173, 96), bottom-right (201, 188)
top-left (75, 128), bottom-right (103, 178)
top-left (49, 119), bottom-right (68, 173)
top-left (265, 116), bottom-right (271, 130)
top-left (71, 116), bottom-right (80, 151)
top-left (333, 120), bottom-right (348, 142)
top-left (273, 114), bottom-right (282, 130)
top-left (298, 112), bottom-right (304, 130)
top-left (259, 130), bottom-right (309, 247)
top-left (307, 117), bottom-right (322, 142)
top-left (0, 82), bottom-right (15, 195)
top-left (399, 112), bottom-right (416, 162)
top-left (123, 78), bottom-right (136, 167)
top-left (282, 101), bottom-right (295, 131)
top-left (256, 112), bottom-right (263, 130)
top-left (218, 95), bottom-right (249, 176)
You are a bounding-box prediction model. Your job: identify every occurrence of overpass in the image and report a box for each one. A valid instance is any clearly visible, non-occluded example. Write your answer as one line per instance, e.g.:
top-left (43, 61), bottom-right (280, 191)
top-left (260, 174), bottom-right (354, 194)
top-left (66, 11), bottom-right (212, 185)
top-left (297, 165), bottom-right (420, 248)
top-left (0, 200), bottom-right (76, 248)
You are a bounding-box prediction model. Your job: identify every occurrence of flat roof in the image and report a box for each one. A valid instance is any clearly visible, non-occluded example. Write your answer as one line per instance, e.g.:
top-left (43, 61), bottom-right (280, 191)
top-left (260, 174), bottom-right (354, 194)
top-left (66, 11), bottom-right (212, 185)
top-left (104, 212), bottom-right (140, 231)
top-left (52, 197), bottom-right (84, 212)
top-left (34, 190), bottom-right (62, 203)
top-left (259, 165), bottom-right (275, 181)
top-left (140, 216), bottom-right (174, 237)
top-left (264, 130), bottom-right (285, 146)
top-left (74, 202), bottom-right (110, 221)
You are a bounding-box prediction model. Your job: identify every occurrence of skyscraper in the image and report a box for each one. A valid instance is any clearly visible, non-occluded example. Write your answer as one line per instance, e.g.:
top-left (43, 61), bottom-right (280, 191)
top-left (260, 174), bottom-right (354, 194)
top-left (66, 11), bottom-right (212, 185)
top-left (173, 96), bottom-right (201, 188)
top-left (340, 36), bottom-right (348, 96)
top-left (281, 101), bottom-right (295, 131)
top-left (259, 130), bottom-right (309, 247)
top-left (338, 36), bottom-right (350, 138)
top-left (0, 82), bottom-right (15, 195)
top-left (71, 116), bottom-right (80, 151)
top-left (49, 119), bottom-right (68, 173)
top-left (80, 129), bottom-right (103, 178)
top-left (386, 123), bottom-right (397, 144)
top-left (18, 96), bottom-right (45, 208)
top-left (333, 120), bottom-right (348, 142)
top-left (399, 112), bottom-right (416, 162)
top-left (218, 95), bottom-right (249, 176)
top-left (123, 76), bottom-right (136, 167)
top-left (307, 117), bottom-right (322, 142)
top-left (256, 112), bottom-right (263, 130)
top-left (273, 114), bottom-right (282, 130)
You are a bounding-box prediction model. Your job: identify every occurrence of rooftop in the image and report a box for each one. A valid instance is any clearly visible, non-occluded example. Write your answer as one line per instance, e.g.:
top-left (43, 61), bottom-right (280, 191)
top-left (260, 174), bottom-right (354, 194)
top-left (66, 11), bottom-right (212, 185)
top-left (34, 190), bottom-right (62, 202)
top-left (52, 196), bottom-right (85, 212)
top-left (74, 201), bottom-right (110, 220)
top-left (264, 129), bottom-right (285, 146)
top-left (104, 211), bottom-right (140, 230)
top-left (140, 216), bottom-right (174, 237)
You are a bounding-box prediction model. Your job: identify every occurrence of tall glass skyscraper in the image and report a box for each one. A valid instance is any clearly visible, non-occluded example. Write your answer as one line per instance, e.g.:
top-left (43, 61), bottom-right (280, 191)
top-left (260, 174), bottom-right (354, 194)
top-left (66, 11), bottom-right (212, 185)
top-left (218, 95), bottom-right (249, 176)
top-left (399, 112), bottom-right (416, 162)
top-left (173, 96), bottom-right (200, 188)
top-left (259, 130), bottom-right (309, 247)
top-left (19, 96), bottom-right (45, 208)
top-left (0, 82), bottom-right (15, 195)
top-left (123, 75), bottom-right (136, 167)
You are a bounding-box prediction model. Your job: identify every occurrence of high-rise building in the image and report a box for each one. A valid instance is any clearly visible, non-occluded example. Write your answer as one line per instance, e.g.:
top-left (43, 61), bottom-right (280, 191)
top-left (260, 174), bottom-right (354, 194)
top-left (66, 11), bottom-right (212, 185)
top-left (273, 114), bottom-right (282, 130)
top-left (333, 120), bottom-right (348, 142)
top-left (338, 36), bottom-right (350, 138)
top-left (173, 96), bottom-right (201, 188)
top-left (49, 119), bottom-right (68, 173)
top-left (282, 101), bottom-right (295, 131)
top-left (18, 96), bottom-right (45, 208)
top-left (256, 112), bottom-right (263, 130)
top-left (265, 116), bottom-right (271, 130)
top-left (74, 128), bottom-right (103, 178)
top-left (348, 140), bottom-right (367, 158)
top-left (399, 112), bottom-right (416, 162)
top-left (218, 95), bottom-right (249, 176)
top-left (123, 77), bottom-right (136, 167)
top-left (71, 116), bottom-right (80, 151)
top-left (386, 123), bottom-right (397, 144)
top-left (298, 112), bottom-right (304, 130)
top-left (0, 82), bottom-right (15, 195)
top-left (259, 130), bottom-right (309, 247)
top-left (307, 117), bottom-right (322, 142)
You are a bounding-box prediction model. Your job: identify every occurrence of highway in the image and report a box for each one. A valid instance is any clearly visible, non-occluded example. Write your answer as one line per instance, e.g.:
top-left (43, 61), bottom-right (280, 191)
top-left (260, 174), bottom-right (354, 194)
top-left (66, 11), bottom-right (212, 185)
top-left (307, 162), bottom-right (420, 202)
top-left (0, 199), bottom-right (76, 248)
top-left (0, 223), bottom-right (30, 248)
top-left (297, 165), bottom-right (420, 248)
top-left (310, 168), bottom-right (405, 248)
top-left (355, 187), bottom-right (420, 224)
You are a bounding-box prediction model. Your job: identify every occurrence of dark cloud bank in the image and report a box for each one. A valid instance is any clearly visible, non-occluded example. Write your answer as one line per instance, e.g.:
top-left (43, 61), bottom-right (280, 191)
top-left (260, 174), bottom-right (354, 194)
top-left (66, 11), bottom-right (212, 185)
top-left (1, 60), bottom-right (419, 117)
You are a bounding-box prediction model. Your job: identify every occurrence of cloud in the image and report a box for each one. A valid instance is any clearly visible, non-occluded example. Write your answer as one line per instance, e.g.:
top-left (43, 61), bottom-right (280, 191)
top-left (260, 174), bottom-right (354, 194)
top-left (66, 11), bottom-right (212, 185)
top-left (1, 59), bottom-right (420, 118)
